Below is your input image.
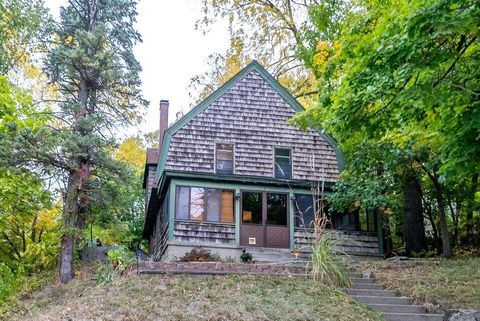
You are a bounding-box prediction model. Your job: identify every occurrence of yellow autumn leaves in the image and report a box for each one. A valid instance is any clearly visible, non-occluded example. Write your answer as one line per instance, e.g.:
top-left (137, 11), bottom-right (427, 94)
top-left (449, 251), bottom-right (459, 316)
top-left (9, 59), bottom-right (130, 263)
top-left (313, 40), bottom-right (342, 68)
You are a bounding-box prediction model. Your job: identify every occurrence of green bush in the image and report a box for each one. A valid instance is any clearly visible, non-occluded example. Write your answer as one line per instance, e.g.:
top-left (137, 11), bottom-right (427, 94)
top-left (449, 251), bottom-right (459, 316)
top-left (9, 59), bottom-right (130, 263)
top-left (310, 234), bottom-right (351, 287)
top-left (20, 240), bottom-right (59, 273)
top-left (240, 249), bottom-right (253, 263)
top-left (107, 246), bottom-right (135, 274)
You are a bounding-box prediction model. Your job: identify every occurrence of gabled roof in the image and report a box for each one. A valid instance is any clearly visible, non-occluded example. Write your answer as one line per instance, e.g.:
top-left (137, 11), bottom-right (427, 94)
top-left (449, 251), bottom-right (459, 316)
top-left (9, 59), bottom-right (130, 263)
top-left (155, 60), bottom-right (344, 183)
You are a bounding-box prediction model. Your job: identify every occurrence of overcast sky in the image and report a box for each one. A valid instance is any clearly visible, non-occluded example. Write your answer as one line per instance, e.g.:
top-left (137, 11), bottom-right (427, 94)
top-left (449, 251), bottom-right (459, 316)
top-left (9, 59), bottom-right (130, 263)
top-left (45, 0), bottom-right (230, 138)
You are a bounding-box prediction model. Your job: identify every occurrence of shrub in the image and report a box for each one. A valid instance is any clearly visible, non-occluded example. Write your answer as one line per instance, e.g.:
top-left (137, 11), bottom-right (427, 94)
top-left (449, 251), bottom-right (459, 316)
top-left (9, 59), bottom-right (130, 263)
top-left (240, 249), bottom-right (253, 263)
top-left (179, 248), bottom-right (221, 262)
top-left (107, 246), bottom-right (135, 274)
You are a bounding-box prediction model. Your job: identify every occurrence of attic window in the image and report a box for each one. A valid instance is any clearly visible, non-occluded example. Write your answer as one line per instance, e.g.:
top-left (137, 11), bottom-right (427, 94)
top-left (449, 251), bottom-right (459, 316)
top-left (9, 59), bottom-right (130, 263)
top-left (274, 148), bottom-right (292, 179)
top-left (216, 143), bottom-right (234, 175)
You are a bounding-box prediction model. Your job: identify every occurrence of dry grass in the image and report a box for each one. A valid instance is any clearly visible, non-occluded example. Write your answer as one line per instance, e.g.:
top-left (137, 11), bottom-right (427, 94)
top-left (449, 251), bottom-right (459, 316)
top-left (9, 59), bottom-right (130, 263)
top-left (360, 257), bottom-right (480, 310)
top-left (5, 270), bottom-right (383, 321)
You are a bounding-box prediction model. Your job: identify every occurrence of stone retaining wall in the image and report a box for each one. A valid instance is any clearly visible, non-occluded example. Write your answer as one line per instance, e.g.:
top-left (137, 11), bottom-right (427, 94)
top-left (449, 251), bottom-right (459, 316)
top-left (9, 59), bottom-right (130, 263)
top-left (138, 261), bottom-right (309, 276)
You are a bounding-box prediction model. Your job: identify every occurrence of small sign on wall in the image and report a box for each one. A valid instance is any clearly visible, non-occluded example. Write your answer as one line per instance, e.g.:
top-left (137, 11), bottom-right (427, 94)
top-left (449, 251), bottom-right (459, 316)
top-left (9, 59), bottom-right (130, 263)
top-left (248, 237), bottom-right (256, 245)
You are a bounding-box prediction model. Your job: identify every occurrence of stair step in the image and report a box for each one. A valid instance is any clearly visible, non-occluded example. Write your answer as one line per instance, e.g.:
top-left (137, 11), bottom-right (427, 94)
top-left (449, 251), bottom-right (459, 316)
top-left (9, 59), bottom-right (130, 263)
top-left (348, 289), bottom-right (397, 296)
top-left (351, 277), bottom-right (375, 284)
top-left (367, 304), bottom-right (425, 313)
top-left (346, 264), bottom-right (445, 321)
top-left (383, 312), bottom-right (444, 321)
top-left (350, 295), bottom-right (411, 305)
top-left (351, 283), bottom-right (384, 290)
top-left (348, 273), bottom-right (364, 278)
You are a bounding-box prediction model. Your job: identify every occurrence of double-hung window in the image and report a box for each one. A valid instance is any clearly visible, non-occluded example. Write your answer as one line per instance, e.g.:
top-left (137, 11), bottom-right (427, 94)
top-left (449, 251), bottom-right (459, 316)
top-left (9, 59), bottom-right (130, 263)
top-left (274, 148), bottom-right (292, 179)
top-left (216, 143), bottom-right (234, 175)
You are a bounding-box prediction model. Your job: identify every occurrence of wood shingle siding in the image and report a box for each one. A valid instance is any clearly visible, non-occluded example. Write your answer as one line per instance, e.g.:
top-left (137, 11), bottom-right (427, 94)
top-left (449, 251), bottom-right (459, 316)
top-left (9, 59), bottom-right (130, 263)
top-left (294, 229), bottom-right (380, 254)
top-left (164, 70), bottom-right (339, 182)
top-left (173, 221), bottom-right (236, 245)
top-left (144, 165), bottom-right (156, 210)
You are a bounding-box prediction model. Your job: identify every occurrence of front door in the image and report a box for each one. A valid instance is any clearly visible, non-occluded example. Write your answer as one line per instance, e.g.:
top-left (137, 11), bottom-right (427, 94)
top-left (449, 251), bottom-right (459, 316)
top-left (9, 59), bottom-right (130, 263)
top-left (240, 191), bottom-right (289, 248)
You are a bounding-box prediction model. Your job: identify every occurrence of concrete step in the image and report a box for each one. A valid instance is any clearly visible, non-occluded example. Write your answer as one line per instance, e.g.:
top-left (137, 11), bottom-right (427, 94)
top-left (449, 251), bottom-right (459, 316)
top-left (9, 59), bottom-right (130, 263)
top-left (348, 273), bottom-right (363, 278)
top-left (351, 283), bottom-right (384, 290)
top-left (350, 295), bottom-right (411, 305)
top-left (351, 277), bottom-right (375, 284)
top-left (347, 289), bottom-right (397, 296)
top-left (383, 312), bottom-right (444, 321)
top-left (367, 304), bottom-right (426, 314)
top-left (245, 247), bottom-right (295, 262)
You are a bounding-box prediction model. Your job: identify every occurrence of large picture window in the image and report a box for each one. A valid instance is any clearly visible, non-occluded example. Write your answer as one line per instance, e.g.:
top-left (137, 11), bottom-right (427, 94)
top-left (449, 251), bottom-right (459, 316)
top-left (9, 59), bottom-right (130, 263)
top-left (294, 194), bottom-right (314, 228)
top-left (294, 194), bottom-right (329, 228)
top-left (216, 143), bottom-right (234, 175)
top-left (175, 186), bottom-right (234, 223)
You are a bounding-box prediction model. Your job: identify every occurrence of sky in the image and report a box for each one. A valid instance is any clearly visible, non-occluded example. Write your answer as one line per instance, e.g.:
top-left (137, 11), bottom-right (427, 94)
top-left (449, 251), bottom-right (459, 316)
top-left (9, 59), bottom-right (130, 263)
top-left (44, 0), bottom-right (230, 138)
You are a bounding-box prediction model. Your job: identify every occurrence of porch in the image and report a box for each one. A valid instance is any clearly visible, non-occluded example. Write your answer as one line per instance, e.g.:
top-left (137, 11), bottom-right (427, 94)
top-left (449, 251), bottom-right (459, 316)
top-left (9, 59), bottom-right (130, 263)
top-left (148, 177), bottom-right (383, 262)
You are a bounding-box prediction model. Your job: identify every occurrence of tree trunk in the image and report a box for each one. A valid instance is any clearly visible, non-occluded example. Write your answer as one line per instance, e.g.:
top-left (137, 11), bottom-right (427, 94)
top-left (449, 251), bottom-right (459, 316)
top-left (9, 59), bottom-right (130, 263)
top-left (466, 173), bottom-right (478, 243)
top-left (432, 177), bottom-right (452, 258)
top-left (382, 215), bottom-right (393, 258)
top-left (425, 204), bottom-right (441, 254)
top-left (59, 168), bottom-right (81, 283)
top-left (59, 234), bottom-right (74, 283)
top-left (403, 173), bottom-right (427, 256)
top-left (448, 200), bottom-right (459, 248)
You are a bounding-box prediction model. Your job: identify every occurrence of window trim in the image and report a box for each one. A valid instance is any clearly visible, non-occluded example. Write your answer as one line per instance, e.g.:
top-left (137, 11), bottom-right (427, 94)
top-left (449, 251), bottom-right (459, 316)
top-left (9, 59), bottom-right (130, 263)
top-left (214, 142), bottom-right (235, 175)
top-left (273, 147), bottom-right (293, 179)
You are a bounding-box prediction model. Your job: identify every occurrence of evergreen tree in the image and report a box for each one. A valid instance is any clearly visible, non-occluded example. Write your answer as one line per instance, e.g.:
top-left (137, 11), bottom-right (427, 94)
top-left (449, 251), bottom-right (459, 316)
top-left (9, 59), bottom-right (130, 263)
top-left (43, 0), bottom-right (147, 283)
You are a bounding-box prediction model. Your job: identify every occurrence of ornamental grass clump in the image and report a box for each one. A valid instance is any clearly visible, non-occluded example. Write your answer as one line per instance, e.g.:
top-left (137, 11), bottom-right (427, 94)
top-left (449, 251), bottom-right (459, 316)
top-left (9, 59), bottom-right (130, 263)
top-left (297, 181), bottom-right (351, 287)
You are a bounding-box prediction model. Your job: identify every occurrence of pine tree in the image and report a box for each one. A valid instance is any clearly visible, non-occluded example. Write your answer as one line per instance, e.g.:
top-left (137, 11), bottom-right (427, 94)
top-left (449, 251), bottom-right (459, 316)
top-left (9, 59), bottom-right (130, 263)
top-left (44, 0), bottom-right (147, 283)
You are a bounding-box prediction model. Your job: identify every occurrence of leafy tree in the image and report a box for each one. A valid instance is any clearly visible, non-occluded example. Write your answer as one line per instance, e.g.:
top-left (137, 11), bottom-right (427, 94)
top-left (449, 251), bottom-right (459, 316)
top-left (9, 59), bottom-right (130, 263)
top-left (294, 0), bottom-right (479, 257)
top-left (0, 168), bottom-right (56, 269)
top-left (192, 0), bottom-right (323, 106)
top-left (0, 0), bottom-right (48, 74)
top-left (86, 136), bottom-right (146, 250)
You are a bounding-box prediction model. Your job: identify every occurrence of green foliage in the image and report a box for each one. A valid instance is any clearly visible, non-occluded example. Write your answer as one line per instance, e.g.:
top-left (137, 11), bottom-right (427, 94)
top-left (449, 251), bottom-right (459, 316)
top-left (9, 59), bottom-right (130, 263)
top-left (192, 0), bottom-right (319, 107)
top-left (92, 264), bottom-right (115, 286)
top-left (240, 249), bottom-right (253, 263)
top-left (293, 0), bottom-right (480, 255)
top-left (84, 136), bottom-right (146, 251)
top-left (107, 246), bottom-right (135, 274)
top-left (0, 0), bottom-right (49, 73)
top-left (0, 263), bottom-right (15, 301)
top-left (0, 167), bottom-right (59, 271)
top-left (310, 234), bottom-right (351, 287)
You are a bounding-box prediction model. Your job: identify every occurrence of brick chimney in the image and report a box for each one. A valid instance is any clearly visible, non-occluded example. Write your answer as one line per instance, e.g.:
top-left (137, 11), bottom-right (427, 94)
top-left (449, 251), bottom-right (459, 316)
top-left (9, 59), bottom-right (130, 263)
top-left (159, 99), bottom-right (169, 152)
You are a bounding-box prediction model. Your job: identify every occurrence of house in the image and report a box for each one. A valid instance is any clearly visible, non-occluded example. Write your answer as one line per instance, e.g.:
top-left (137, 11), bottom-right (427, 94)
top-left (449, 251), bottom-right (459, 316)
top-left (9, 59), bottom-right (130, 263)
top-left (142, 61), bottom-right (383, 261)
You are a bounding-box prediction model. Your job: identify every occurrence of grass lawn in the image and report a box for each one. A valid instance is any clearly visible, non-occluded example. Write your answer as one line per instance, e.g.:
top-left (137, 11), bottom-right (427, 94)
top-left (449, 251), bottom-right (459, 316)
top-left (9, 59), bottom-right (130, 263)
top-left (361, 257), bottom-right (480, 311)
top-left (4, 272), bottom-right (383, 321)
